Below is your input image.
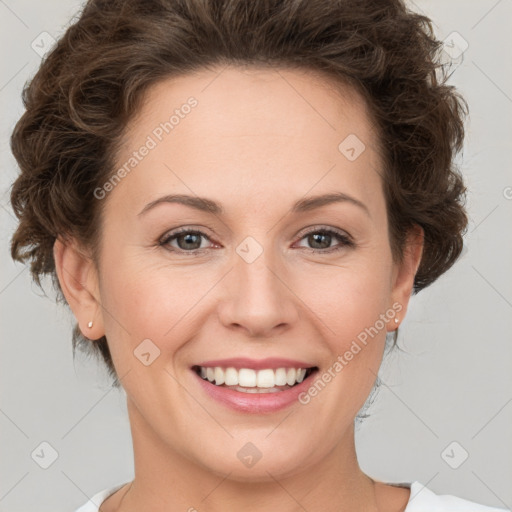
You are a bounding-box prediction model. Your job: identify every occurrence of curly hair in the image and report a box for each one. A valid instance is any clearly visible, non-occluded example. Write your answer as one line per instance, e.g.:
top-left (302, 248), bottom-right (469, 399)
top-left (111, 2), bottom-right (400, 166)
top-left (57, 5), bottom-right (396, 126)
top-left (9, 0), bottom-right (468, 388)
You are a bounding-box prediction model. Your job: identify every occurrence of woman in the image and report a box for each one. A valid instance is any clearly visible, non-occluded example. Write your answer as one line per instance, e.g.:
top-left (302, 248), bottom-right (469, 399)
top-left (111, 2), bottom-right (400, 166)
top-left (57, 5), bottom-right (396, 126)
top-left (9, 0), bottom-right (509, 511)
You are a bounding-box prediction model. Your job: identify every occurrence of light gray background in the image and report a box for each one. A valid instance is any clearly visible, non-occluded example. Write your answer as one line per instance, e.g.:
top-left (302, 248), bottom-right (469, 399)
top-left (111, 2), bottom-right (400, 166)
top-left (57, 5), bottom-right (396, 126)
top-left (1, 1), bottom-right (511, 511)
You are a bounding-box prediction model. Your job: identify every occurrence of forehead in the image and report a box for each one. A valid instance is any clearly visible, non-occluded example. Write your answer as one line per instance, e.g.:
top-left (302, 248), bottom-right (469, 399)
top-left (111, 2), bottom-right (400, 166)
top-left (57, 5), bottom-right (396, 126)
top-left (126, 65), bottom-right (376, 145)
top-left (108, 65), bottom-right (384, 217)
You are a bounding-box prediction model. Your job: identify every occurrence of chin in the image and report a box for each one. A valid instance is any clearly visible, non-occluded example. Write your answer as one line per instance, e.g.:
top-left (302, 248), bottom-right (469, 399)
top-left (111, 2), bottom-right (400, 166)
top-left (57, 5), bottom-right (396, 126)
top-left (185, 433), bottom-right (326, 484)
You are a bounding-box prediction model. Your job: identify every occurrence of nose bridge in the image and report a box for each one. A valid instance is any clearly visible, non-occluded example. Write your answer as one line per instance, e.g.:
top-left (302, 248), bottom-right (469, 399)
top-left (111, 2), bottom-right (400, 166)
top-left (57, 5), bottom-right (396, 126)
top-left (218, 234), bottom-right (298, 336)
top-left (237, 237), bottom-right (280, 297)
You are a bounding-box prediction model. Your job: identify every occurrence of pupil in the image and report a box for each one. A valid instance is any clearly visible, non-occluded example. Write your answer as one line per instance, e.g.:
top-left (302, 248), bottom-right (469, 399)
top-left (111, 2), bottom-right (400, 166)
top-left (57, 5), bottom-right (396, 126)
top-left (178, 233), bottom-right (201, 250)
top-left (310, 233), bottom-right (330, 249)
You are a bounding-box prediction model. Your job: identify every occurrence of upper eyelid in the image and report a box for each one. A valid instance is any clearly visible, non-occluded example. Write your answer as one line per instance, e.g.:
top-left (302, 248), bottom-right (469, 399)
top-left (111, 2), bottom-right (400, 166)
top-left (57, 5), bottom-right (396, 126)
top-left (298, 225), bottom-right (351, 237)
top-left (161, 225), bottom-right (350, 238)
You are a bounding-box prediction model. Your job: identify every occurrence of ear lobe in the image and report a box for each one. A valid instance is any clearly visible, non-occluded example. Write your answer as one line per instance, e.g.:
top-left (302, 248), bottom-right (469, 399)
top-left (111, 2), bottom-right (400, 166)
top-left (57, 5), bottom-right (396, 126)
top-left (53, 237), bottom-right (104, 340)
top-left (389, 225), bottom-right (424, 330)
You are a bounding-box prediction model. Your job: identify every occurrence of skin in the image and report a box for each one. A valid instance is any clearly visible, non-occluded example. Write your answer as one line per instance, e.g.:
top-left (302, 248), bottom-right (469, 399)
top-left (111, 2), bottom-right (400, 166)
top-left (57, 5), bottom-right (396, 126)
top-left (54, 66), bottom-right (423, 512)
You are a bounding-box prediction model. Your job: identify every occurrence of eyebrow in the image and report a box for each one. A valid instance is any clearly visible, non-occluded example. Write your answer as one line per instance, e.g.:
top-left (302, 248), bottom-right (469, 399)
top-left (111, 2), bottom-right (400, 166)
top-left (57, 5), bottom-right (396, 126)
top-left (138, 192), bottom-right (370, 218)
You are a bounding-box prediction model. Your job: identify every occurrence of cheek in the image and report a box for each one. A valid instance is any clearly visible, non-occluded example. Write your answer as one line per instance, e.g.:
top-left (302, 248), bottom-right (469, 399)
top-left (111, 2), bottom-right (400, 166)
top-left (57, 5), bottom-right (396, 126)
top-left (99, 232), bottom-right (394, 373)
top-left (98, 255), bottom-right (211, 362)
top-left (295, 256), bottom-right (393, 346)
top-left (294, 256), bottom-right (392, 403)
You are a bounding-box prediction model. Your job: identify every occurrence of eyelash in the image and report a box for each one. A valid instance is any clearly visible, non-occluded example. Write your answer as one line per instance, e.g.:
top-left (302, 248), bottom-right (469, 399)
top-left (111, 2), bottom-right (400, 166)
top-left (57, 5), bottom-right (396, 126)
top-left (158, 226), bottom-right (354, 255)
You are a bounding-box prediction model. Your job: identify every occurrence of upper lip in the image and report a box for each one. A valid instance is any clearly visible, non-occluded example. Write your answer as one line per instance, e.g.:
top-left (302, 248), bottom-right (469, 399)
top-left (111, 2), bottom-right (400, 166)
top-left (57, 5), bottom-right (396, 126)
top-left (193, 357), bottom-right (316, 370)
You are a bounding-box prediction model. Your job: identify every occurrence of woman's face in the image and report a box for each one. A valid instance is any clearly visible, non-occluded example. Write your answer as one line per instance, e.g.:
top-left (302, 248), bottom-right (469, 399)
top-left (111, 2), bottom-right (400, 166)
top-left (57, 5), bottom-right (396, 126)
top-left (83, 66), bottom-right (420, 480)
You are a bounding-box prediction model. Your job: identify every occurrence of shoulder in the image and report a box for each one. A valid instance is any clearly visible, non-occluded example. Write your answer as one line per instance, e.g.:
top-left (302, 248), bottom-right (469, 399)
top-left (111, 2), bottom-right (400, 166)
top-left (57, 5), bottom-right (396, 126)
top-left (405, 481), bottom-right (510, 512)
top-left (73, 483), bottom-right (128, 512)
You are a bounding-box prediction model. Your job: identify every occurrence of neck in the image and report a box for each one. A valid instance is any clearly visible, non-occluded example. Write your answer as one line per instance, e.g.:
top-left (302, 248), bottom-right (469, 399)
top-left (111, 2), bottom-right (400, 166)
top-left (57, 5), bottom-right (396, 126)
top-left (119, 398), bottom-right (380, 512)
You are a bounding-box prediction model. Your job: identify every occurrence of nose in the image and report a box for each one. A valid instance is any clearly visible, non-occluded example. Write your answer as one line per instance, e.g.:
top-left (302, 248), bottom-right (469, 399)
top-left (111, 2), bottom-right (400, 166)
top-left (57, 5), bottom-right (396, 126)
top-left (216, 245), bottom-right (299, 338)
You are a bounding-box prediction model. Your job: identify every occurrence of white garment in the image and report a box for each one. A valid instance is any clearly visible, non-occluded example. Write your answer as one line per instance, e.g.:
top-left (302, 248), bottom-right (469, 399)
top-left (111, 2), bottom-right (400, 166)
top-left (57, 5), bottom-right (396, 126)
top-left (74, 480), bottom-right (510, 511)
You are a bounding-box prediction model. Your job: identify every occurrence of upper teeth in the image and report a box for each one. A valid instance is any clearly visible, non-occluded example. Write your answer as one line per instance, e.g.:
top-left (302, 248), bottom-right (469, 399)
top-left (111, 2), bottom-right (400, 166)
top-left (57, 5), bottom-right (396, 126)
top-left (199, 367), bottom-right (308, 387)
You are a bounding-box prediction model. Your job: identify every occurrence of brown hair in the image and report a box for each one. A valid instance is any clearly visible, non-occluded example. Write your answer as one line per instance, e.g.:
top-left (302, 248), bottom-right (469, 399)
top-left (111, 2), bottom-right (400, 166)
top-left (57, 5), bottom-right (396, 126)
top-left (10, 0), bottom-right (468, 387)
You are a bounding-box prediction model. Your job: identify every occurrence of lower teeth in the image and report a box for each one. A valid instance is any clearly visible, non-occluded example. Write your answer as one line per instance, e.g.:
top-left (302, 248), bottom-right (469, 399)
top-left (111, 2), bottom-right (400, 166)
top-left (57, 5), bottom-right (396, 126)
top-left (222, 384), bottom-right (293, 393)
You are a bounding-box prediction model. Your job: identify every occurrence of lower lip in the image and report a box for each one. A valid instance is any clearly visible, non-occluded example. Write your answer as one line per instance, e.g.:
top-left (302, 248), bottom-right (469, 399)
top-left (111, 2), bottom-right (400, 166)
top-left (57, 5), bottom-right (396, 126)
top-left (193, 370), bottom-right (316, 413)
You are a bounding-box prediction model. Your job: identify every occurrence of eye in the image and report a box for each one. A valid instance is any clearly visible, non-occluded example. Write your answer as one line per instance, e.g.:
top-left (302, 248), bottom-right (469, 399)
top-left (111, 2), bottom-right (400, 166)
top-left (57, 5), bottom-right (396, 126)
top-left (295, 227), bottom-right (354, 253)
top-left (159, 226), bottom-right (354, 255)
top-left (159, 228), bottom-right (214, 253)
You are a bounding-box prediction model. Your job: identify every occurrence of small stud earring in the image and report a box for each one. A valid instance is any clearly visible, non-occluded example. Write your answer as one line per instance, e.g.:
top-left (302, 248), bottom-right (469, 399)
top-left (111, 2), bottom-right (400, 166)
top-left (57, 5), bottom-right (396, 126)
top-left (394, 318), bottom-right (399, 324)
top-left (87, 321), bottom-right (93, 328)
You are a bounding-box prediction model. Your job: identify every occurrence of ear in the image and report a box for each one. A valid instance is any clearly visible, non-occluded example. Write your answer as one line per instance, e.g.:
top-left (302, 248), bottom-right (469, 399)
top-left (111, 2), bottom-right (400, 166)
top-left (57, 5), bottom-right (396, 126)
top-left (53, 237), bottom-right (104, 340)
top-left (388, 224), bottom-right (424, 331)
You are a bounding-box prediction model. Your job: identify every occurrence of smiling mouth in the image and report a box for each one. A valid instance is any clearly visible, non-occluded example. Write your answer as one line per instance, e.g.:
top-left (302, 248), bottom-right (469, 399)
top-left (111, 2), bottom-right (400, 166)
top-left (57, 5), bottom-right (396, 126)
top-left (192, 365), bottom-right (318, 393)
